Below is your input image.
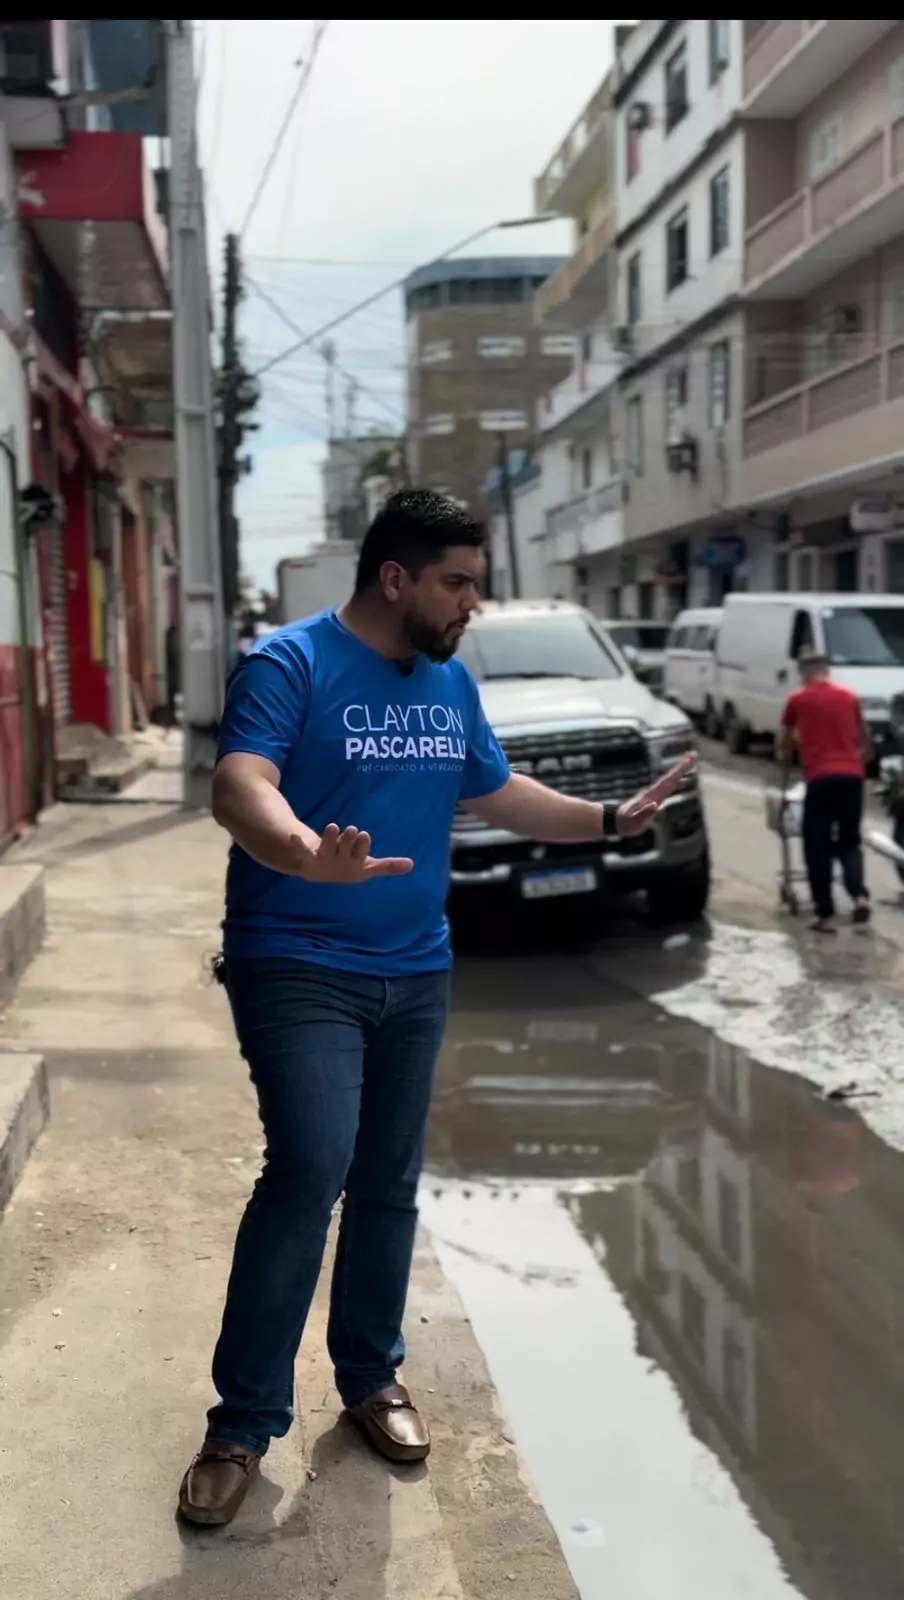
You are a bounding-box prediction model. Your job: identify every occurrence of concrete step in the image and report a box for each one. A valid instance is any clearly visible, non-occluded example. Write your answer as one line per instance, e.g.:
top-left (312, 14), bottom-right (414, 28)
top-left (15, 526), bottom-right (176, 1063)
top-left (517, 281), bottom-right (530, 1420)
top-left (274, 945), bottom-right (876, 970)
top-left (0, 1053), bottom-right (48, 1215)
top-left (0, 863), bottom-right (45, 1009)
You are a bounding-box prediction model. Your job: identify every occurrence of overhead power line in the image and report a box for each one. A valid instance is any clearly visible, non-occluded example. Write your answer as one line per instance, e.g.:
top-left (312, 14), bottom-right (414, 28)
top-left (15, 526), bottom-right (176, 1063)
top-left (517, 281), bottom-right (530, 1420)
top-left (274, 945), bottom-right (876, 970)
top-left (246, 270), bottom-right (407, 429)
top-left (239, 19), bottom-right (329, 241)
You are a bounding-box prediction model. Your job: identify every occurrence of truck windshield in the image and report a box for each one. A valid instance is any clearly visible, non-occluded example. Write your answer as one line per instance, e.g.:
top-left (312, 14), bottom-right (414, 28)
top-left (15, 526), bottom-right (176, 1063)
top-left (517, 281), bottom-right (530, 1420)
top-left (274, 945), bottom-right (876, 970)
top-left (608, 624), bottom-right (670, 651)
top-left (459, 615), bottom-right (623, 682)
top-left (821, 607), bottom-right (904, 667)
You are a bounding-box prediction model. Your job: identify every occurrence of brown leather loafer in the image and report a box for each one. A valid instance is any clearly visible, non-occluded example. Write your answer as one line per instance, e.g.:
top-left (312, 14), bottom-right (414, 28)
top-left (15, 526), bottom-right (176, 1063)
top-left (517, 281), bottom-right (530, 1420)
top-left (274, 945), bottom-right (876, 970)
top-left (348, 1382), bottom-right (430, 1464)
top-left (178, 1440), bottom-right (262, 1527)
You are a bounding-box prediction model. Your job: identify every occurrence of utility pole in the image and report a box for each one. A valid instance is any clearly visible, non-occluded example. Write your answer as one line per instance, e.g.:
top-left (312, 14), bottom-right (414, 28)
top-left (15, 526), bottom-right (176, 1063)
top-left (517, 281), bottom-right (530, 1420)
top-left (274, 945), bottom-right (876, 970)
top-left (218, 232), bottom-right (242, 624)
top-left (322, 339), bottom-right (336, 438)
top-left (497, 432), bottom-right (520, 599)
top-left (165, 19), bottom-right (225, 811)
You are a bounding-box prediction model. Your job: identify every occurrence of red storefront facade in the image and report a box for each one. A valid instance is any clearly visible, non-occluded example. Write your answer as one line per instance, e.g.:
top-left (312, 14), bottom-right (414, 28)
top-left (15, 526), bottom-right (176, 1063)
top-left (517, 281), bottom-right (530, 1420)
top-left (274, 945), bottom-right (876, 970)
top-left (15, 128), bottom-right (169, 752)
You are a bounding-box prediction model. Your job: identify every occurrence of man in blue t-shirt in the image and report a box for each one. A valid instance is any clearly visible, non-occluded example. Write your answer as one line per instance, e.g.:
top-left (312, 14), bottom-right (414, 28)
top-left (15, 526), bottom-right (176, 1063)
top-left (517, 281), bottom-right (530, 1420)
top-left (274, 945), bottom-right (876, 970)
top-left (179, 489), bottom-right (693, 1527)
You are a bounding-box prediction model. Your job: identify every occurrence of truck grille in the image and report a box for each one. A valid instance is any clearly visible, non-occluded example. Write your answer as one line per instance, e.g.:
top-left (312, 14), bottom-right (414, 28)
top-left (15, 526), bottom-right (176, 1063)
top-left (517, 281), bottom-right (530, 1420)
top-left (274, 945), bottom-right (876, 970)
top-left (455, 726), bottom-right (650, 833)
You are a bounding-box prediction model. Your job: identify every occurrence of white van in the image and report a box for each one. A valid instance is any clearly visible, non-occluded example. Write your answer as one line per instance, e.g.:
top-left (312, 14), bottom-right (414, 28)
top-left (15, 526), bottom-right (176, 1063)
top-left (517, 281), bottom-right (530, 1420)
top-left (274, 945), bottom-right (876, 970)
top-left (714, 593), bottom-right (904, 753)
top-left (664, 608), bottom-right (723, 730)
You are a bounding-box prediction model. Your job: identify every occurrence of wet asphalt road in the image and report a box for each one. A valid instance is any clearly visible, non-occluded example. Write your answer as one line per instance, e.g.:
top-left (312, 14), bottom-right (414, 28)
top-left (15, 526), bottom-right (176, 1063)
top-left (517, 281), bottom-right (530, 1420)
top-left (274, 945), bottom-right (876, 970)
top-left (425, 938), bottom-right (904, 1600)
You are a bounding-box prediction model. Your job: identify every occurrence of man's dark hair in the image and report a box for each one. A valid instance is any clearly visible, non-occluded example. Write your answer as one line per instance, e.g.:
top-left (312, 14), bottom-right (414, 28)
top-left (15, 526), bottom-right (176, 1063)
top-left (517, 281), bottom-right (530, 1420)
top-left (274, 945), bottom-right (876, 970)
top-left (354, 488), bottom-right (483, 593)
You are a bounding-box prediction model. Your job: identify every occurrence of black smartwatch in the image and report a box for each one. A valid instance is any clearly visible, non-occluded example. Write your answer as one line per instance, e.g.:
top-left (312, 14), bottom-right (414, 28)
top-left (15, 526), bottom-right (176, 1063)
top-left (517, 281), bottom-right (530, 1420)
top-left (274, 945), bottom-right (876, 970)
top-left (601, 802), bottom-right (620, 841)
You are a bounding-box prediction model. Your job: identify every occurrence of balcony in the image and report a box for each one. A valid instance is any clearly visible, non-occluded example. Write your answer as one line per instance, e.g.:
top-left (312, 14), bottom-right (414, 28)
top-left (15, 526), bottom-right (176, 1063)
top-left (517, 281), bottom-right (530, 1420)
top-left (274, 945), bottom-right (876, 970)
top-left (744, 21), bottom-right (896, 117)
top-left (742, 341), bottom-right (904, 504)
top-left (533, 77), bottom-right (611, 218)
top-left (16, 131), bottom-right (168, 312)
top-left (745, 118), bottom-right (904, 300)
top-left (538, 353), bottom-right (619, 436)
top-left (0, 20), bottom-right (65, 148)
top-left (91, 310), bottom-right (174, 478)
top-left (546, 480), bottom-right (621, 564)
top-left (534, 207), bottom-right (616, 330)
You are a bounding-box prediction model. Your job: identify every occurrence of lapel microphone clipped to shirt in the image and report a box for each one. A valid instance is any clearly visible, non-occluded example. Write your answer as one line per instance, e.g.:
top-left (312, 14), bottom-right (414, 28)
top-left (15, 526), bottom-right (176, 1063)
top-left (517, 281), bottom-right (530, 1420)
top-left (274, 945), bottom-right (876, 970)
top-left (395, 660), bottom-right (415, 677)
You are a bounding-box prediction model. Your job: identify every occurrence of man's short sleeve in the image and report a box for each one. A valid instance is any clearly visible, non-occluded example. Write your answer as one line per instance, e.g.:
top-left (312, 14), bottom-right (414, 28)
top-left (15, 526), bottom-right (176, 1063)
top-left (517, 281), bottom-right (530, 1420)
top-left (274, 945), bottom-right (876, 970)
top-left (217, 639), bottom-right (311, 772)
top-left (781, 690), bottom-right (800, 730)
top-left (459, 683), bottom-right (510, 802)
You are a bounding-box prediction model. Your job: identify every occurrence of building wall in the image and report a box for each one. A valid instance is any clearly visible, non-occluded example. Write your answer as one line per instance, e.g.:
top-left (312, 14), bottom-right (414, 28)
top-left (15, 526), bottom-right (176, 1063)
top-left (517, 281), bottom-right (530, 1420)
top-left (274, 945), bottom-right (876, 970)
top-left (618, 131), bottom-right (745, 363)
top-left (407, 302), bottom-right (570, 518)
top-left (615, 20), bottom-right (745, 240)
top-left (0, 115), bottom-right (35, 839)
top-left (613, 20), bottom-right (747, 561)
top-left (621, 307), bottom-right (746, 543)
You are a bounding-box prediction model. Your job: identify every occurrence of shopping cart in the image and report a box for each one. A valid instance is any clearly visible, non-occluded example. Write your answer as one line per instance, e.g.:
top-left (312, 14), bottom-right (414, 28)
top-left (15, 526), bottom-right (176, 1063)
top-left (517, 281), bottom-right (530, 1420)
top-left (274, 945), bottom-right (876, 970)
top-left (764, 783), bottom-right (808, 917)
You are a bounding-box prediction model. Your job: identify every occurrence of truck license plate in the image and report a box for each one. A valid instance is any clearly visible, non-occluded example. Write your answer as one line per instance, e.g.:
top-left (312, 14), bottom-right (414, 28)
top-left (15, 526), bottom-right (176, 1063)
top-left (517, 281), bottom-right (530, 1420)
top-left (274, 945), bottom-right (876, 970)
top-left (520, 866), bottom-right (597, 900)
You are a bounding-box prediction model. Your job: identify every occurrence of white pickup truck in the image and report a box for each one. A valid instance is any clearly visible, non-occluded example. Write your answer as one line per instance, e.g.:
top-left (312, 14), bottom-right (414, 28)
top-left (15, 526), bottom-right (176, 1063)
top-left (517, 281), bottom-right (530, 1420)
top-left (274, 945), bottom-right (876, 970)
top-left (451, 600), bottom-right (710, 924)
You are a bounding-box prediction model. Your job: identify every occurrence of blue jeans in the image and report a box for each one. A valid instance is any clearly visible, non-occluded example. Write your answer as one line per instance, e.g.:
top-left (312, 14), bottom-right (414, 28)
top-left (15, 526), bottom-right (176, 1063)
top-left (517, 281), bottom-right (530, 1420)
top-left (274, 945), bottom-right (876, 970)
top-left (207, 957), bottom-right (449, 1455)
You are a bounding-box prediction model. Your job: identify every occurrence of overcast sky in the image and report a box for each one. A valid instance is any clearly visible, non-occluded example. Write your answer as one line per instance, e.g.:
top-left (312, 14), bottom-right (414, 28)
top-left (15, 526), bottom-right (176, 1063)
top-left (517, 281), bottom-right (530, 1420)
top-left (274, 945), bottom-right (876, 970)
top-left (198, 19), bottom-right (619, 590)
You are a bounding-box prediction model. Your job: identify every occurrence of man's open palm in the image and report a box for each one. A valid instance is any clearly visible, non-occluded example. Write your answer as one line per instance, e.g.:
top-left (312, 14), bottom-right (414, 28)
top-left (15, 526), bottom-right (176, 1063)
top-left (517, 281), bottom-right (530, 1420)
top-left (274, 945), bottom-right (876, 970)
top-left (291, 824), bottom-right (414, 883)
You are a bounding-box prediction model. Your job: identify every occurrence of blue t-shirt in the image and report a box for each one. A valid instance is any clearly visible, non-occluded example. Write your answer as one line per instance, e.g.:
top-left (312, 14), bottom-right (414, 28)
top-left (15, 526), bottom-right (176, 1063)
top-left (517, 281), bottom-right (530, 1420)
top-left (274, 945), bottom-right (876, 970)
top-left (218, 609), bottom-right (510, 975)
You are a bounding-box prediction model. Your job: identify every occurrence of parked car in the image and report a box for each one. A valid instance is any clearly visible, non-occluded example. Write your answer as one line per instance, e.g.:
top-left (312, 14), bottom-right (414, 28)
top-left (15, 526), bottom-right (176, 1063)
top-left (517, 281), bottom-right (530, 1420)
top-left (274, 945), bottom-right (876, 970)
top-left (713, 592), bottom-right (904, 755)
top-left (451, 601), bottom-right (710, 923)
top-left (664, 607), bottom-right (723, 734)
top-left (605, 620), bottom-right (670, 695)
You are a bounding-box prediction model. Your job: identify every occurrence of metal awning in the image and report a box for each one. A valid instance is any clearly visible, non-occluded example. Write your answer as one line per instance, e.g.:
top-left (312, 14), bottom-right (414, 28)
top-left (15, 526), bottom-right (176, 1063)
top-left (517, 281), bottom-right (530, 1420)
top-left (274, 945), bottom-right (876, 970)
top-left (16, 131), bottom-right (168, 312)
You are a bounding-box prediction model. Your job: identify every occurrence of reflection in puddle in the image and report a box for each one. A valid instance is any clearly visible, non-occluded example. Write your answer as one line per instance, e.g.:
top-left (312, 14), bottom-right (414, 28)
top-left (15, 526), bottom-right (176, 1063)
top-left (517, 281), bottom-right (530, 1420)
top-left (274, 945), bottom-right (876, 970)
top-left (424, 955), bottom-right (903, 1600)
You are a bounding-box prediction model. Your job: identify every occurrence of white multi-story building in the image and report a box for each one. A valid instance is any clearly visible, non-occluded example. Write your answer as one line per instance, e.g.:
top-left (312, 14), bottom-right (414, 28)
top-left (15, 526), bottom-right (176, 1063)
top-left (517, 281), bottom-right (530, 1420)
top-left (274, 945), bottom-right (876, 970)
top-left (486, 65), bottom-right (623, 613)
top-left (741, 20), bottom-right (904, 594)
top-left (610, 19), bottom-right (769, 618)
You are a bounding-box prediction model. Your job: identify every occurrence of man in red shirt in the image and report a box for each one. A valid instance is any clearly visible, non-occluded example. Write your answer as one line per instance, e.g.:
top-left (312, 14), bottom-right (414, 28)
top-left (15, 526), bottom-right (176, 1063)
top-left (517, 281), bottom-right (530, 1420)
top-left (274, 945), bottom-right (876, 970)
top-left (780, 647), bottom-right (872, 933)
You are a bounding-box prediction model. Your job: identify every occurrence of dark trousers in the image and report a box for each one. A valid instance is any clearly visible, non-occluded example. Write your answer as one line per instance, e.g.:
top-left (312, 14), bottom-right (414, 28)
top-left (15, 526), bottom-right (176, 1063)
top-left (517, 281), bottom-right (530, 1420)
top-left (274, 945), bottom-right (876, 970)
top-left (208, 957), bottom-right (449, 1455)
top-left (802, 774), bottom-right (868, 920)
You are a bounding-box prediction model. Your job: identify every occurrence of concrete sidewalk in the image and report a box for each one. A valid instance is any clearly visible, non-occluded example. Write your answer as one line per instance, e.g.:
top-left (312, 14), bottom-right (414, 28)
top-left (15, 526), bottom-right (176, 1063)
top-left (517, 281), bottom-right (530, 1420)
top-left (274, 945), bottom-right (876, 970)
top-left (0, 804), bottom-right (575, 1600)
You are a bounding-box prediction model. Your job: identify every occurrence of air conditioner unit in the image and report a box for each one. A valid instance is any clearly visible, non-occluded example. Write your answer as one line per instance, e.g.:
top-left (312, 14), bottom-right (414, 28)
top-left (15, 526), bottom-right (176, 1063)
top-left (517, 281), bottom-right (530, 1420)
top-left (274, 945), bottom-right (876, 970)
top-left (666, 432), bottom-right (699, 478)
top-left (823, 304), bottom-right (860, 334)
top-left (627, 101), bottom-right (653, 132)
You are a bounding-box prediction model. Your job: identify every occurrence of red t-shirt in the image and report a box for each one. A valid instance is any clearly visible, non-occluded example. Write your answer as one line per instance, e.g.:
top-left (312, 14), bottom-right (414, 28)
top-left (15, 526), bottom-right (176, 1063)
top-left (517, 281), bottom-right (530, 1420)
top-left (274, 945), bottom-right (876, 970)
top-left (781, 679), bottom-right (865, 784)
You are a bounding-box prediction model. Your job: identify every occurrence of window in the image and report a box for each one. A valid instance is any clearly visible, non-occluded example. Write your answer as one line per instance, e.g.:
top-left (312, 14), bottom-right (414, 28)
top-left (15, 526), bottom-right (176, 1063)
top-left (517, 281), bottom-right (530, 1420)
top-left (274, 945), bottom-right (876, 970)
top-left (717, 1175), bottom-right (742, 1267)
top-left (477, 335), bottom-right (526, 359)
top-left (581, 447), bottom-right (593, 490)
top-left (626, 394), bottom-right (644, 475)
top-left (666, 207), bottom-right (689, 293)
top-left (892, 279), bottom-right (904, 342)
top-left (709, 20), bottom-right (730, 83)
top-left (581, 332), bottom-right (593, 364)
top-left (790, 609), bottom-right (814, 656)
top-left (627, 251), bottom-right (642, 325)
top-left (423, 413), bottom-right (455, 435)
top-left (810, 116), bottom-right (843, 180)
top-left (679, 1276), bottom-right (705, 1363)
top-left (891, 56), bottom-right (904, 119)
top-left (665, 364), bottom-right (688, 438)
top-left (541, 334), bottom-right (577, 357)
top-left (821, 605), bottom-right (904, 666)
top-left (421, 339), bottom-right (452, 364)
top-left (626, 124), bottom-right (642, 184)
top-left (709, 341), bottom-right (730, 428)
top-left (710, 165), bottom-right (730, 257)
top-left (723, 1328), bottom-right (747, 1423)
top-left (665, 42), bottom-right (689, 134)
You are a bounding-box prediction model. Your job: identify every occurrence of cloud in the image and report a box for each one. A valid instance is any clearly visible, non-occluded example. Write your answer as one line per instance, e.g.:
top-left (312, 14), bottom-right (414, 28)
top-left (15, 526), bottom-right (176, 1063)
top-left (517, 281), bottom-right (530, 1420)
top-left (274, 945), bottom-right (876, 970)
top-left (199, 19), bottom-right (624, 589)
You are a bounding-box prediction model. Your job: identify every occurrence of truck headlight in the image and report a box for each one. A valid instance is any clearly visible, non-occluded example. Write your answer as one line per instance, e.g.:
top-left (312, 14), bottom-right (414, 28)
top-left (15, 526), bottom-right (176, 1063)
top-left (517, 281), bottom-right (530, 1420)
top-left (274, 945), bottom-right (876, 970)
top-left (648, 727), bottom-right (697, 779)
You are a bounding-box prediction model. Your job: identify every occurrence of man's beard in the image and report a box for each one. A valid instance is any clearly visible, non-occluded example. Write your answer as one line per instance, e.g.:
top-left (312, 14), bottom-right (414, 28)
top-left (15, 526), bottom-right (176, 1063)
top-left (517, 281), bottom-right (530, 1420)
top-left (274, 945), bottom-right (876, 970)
top-left (403, 608), bottom-right (463, 664)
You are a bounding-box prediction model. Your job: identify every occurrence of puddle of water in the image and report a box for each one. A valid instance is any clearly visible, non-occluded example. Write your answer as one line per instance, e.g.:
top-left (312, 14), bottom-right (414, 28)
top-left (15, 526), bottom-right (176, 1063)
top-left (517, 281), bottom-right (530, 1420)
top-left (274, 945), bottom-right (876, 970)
top-left (425, 951), bottom-right (904, 1600)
